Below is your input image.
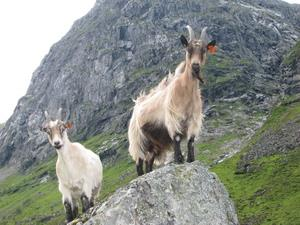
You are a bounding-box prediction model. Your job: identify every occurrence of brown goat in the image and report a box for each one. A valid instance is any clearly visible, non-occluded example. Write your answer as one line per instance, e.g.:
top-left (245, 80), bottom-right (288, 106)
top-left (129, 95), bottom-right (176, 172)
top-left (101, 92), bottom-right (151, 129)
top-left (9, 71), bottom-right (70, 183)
top-left (128, 26), bottom-right (217, 175)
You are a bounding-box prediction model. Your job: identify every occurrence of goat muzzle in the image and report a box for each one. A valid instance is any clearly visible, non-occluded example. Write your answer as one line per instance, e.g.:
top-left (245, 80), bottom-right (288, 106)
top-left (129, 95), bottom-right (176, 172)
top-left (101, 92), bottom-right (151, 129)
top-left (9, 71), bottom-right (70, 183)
top-left (54, 143), bottom-right (63, 149)
top-left (191, 64), bottom-right (204, 84)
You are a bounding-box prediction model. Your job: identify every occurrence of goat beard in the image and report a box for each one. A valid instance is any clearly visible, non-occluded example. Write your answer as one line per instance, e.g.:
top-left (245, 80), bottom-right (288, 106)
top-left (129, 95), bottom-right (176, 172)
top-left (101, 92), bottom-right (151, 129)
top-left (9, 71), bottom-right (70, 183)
top-left (192, 70), bottom-right (204, 84)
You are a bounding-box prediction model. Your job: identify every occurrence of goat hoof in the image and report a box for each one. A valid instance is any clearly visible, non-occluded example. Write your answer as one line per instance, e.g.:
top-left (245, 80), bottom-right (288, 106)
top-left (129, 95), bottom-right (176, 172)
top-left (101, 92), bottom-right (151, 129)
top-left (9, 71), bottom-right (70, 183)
top-left (175, 155), bottom-right (184, 164)
top-left (187, 158), bottom-right (195, 163)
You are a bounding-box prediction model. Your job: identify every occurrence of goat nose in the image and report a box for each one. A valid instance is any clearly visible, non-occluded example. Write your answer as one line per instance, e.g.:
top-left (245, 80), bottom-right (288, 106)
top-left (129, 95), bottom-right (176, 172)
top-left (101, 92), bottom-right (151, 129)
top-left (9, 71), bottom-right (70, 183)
top-left (192, 63), bottom-right (200, 70)
top-left (54, 141), bottom-right (60, 146)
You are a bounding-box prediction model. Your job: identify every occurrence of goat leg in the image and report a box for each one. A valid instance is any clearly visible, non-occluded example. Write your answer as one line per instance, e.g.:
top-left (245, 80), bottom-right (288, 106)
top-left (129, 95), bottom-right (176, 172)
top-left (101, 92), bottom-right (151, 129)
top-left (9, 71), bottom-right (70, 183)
top-left (72, 205), bottom-right (78, 219)
top-left (89, 196), bottom-right (95, 208)
top-left (174, 134), bottom-right (184, 163)
top-left (63, 200), bottom-right (74, 223)
top-left (136, 158), bottom-right (144, 176)
top-left (145, 154), bottom-right (155, 173)
top-left (90, 186), bottom-right (100, 208)
top-left (71, 199), bottom-right (79, 219)
top-left (187, 136), bottom-right (195, 163)
top-left (81, 194), bottom-right (90, 213)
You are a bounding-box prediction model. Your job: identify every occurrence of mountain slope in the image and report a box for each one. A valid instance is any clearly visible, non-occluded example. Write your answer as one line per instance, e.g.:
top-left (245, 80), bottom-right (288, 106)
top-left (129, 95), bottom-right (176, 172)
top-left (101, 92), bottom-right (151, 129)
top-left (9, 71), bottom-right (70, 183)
top-left (213, 95), bottom-right (300, 225)
top-left (0, 38), bottom-right (298, 225)
top-left (0, 0), bottom-right (299, 170)
top-left (0, 1), bottom-right (300, 224)
top-left (1, 96), bottom-right (299, 224)
top-left (212, 41), bottom-right (300, 225)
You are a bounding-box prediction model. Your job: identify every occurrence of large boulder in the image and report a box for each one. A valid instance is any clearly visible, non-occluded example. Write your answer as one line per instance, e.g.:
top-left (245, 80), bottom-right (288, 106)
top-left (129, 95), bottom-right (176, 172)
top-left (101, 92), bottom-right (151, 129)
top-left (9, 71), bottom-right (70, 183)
top-left (80, 162), bottom-right (238, 225)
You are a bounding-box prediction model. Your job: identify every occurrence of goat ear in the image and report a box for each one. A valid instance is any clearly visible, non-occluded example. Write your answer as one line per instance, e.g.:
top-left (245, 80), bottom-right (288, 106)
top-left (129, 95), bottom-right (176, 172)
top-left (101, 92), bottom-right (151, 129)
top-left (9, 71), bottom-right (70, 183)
top-left (180, 35), bottom-right (188, 47)
top-left (65, 121), bottom-right (73, 129)
top-left (40, 125), bottom-right (47, 132)
top-left (207, 40), bottom-right (217, 54)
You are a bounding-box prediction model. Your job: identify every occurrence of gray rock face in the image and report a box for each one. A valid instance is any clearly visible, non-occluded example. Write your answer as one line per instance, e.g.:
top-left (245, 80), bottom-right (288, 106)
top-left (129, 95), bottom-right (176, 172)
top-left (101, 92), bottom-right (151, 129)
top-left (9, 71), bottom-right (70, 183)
top-left (281, 42), bottom-right (300, 95)
top-left (237, 99), bottom-right (300, 174)
top-left (236, 41), bottom-right (300, 174)
top-left (238, 118), bottom-right (300, 173)
top-left (80, 162), bottom-right (238, 225)
top-left (0, 0), bottom-right (299, 169)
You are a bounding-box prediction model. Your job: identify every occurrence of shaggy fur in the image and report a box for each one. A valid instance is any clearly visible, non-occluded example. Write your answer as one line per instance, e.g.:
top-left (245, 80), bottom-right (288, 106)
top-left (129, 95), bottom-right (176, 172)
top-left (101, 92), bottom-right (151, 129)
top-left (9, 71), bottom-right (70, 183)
top-left (128, 26), bottom-right (216, 175)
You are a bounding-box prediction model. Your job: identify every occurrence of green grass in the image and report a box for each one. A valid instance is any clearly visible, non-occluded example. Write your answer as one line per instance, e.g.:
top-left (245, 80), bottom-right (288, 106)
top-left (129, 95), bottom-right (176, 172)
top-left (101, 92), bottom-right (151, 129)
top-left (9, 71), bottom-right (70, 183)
top-left (283, 40), bottom-right (300, 67)
top-left (203, 53), bottom-right (248, 87)
top-left (259, 104), bottom-right (300, 132)
top-left (195, 100), bottom-right (265, 166)
top-left (243, 97), bottom-right (300, 153)
top-left (0, 158), bottom-right (64, 225)
top-left (100, 160), bottom-right (135, 200)
top-left (196, 133), bottom-right (239, 165)
top-left (82, 132), bottom-right (124, 152)
top-left (211, 97), bottom-right (300, 225)
top-left (212, 150), bottom-right (300, 225)
top-left (0, 133), bottom-right (135, 225)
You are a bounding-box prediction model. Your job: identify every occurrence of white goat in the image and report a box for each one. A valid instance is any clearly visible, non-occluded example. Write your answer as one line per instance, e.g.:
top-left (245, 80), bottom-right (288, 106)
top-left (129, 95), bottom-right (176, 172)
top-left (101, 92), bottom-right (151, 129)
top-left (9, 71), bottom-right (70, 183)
top-left (128, 26), bottom-right (217, 175)
top-left (41, 109), bottom-right (103, 223)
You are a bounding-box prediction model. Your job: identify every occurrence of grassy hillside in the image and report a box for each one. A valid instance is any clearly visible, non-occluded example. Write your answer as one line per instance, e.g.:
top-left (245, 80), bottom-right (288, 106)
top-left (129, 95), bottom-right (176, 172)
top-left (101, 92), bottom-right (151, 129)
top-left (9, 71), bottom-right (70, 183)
top-left (213, 96), bottom-right (300, 225)
top-left (0, 133), bottom-right (136, 225)
top-left (0, 97), bottom-right (299, 224)
top-left (0, 158), bottom-right (63, 225)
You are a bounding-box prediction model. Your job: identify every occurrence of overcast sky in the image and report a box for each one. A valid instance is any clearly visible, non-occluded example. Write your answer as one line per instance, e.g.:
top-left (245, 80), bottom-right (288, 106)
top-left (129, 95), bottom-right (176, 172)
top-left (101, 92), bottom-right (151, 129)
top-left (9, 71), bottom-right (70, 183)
top-left (0, 0), bottom-right (299, 123)
top-left (0, 0), bottom-right (95, 123)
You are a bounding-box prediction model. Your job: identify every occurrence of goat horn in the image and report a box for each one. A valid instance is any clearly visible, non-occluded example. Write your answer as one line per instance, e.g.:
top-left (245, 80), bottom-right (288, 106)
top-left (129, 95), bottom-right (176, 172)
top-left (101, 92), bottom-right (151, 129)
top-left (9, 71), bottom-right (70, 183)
top-left (200, 27), bottom-right (209, 44)
top-left (186, 25), bottom-right (195, 41)
top-left (44, 111), bottom-right (50, 120)
top-left (57, 108), bottom-right (62, 121)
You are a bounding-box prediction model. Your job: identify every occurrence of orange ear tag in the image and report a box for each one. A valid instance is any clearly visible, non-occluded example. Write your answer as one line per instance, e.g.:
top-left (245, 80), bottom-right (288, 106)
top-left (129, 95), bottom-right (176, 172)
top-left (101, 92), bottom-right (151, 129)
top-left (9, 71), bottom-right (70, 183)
top-left (208, 45), bottom-right (217, 54)
top-left (65, 122), bottom-right (73, 129)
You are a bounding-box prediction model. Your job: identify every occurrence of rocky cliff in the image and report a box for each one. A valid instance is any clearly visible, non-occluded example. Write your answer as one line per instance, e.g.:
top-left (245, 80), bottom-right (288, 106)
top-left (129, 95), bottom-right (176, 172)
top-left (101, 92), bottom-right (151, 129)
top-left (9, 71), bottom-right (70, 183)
top-left (281, 41), bottom-right (300, 94)
top-left (74, 162), bottom-right (238, 225)
top-left (238, 40), bottom-right (300, 174)
top-left (0, 0), bottom-right (299, 169)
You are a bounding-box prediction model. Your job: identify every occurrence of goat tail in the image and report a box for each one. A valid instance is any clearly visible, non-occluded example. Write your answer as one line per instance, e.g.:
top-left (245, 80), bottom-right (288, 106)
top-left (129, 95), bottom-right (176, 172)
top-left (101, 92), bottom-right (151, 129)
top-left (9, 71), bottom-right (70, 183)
top-left (128, 105), bottom-right (146, 164)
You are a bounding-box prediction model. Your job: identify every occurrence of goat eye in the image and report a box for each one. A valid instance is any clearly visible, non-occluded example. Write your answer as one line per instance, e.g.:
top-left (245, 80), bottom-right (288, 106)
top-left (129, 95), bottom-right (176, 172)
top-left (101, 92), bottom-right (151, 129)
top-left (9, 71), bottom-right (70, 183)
top-left (43, 128), bottom-right (51, 134)
top-left (59, 125), bottom-right (65, 133)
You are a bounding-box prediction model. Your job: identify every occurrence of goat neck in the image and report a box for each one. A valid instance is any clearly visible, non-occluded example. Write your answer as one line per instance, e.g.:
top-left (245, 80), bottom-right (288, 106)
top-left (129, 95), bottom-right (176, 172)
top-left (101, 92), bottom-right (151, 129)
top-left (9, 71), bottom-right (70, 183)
top-left (56, 133), bottom-right (72, 159)
top-left (182, 62), bottom-right (200, 88)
